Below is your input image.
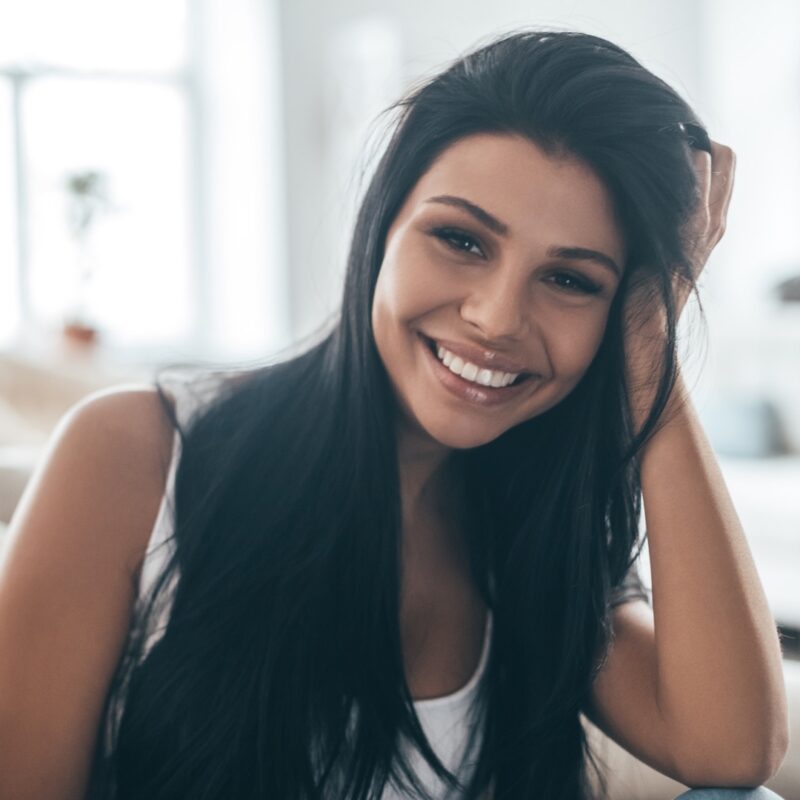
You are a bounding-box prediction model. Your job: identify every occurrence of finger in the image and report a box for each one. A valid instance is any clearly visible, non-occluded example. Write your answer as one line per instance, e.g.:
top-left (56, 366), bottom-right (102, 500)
top-left (688, 149), bottom-right (712, 239)
top-left (708, 141), bottom-right (736, 235)
top-left (717, 143), bottom-right (736, 212)
top-left (693, 148), bottom-right (712, 212)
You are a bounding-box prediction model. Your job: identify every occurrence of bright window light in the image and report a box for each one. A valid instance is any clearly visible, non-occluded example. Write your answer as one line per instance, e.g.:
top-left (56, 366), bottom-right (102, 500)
top-left (23, 77), bottom-right (192, 346)
top-left (0, 0), bottom-right (288, 361)
top-left (0, 82), bottom-right (19, 344)
top-left (0, 0), bottom-right (188, 74)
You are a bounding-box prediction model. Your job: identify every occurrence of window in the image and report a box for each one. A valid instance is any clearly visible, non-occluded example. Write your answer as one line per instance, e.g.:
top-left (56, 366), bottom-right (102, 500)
top-left (2, 0), bottom-right (288, 362)
top-left (23, 77), bottom-right (193, 346)
top-left (0, 80), bottom-right (19, 344)
top-left (0, 0), bottom-right (196, 354)
top-left (0, 1), bottom-right (192, 357)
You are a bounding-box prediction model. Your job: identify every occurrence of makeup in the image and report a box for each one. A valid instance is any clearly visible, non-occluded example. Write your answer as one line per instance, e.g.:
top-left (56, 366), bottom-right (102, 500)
top-left (418, 333), bottom-right (538, 408)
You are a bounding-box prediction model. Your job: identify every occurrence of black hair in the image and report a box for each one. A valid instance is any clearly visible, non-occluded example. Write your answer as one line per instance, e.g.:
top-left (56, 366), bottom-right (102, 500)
top-left (89, 28), bottom-right (708, 800)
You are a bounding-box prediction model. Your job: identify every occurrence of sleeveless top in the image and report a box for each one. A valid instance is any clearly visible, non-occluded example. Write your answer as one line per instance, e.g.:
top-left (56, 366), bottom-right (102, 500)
top-left (100, 375), bottom-right (493, 799)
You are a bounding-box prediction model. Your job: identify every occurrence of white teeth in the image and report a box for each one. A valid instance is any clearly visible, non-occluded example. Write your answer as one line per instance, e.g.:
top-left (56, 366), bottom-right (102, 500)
top-left (476, 368), bottom-right (493, 387)
top-left (461, 363), bottom-right (479, 382)
top-left (432, 341), bottom-right (522, 388)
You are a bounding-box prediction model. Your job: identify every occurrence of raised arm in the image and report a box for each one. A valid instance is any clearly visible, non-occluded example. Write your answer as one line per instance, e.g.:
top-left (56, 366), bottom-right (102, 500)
top-left (587, 142), bottom-right (789, 787)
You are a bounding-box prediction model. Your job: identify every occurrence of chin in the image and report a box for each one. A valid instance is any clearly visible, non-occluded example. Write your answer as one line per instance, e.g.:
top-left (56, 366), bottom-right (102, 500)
top-left (420, 415), bottom-right (512, 450)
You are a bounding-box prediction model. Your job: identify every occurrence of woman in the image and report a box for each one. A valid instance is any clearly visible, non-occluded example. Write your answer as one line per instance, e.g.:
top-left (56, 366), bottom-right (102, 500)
top-left (0, 29), bottom-right (788, 800)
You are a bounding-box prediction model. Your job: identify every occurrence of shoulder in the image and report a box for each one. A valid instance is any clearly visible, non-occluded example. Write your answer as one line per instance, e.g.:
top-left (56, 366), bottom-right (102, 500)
top-left (63, 382), bottom-right (177, 476)
top-left (68, 383), bottom-right (175, 454)
top-left (67, 382), bottom-right (176, 444)
top-left (23, 383), bottom-right (178, 575)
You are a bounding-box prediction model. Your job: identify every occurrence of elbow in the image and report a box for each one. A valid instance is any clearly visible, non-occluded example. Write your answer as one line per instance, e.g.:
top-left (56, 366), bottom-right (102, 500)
top-left (754, 701), bottom-right (791, 784)
top-left (752, 719), bottom-right (791, 786)
top-left (675, 715), bottom-right (790, 789)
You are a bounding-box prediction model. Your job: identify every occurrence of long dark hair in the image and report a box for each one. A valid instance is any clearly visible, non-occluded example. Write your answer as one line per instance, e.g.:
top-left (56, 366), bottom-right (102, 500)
top-left (90, 28), bottom-right (709, 800)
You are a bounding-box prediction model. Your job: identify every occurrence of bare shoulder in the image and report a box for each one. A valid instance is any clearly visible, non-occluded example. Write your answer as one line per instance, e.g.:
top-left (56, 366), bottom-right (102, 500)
top-left (0, 383), bottom-right (178, 799)
top-left (33, 384), bottom-right (177, 570)
top-left (66, 381), bottom-right (176, 456)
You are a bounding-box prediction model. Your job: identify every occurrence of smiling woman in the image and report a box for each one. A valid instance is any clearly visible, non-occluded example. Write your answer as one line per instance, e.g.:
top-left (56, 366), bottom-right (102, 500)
top-left (0, 27), bottom-right (787, 800)
top-left (372, 133), bottom-right (626, 449)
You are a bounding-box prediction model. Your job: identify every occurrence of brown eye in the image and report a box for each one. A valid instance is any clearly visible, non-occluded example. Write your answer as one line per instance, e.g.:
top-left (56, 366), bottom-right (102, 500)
top-left (430, 227), bottom-right (485, 257)
top-left (547, 271), bottom-right (603, 296)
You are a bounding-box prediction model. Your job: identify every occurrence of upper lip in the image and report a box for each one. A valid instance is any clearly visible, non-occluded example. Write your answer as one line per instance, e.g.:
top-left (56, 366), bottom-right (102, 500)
top-left (422, 334), bottom-right (532, 375)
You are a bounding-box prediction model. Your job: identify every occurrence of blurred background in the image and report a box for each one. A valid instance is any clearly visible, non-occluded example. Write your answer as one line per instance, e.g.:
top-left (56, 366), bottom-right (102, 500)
top-left (0, 1), bottom-right (798, 797)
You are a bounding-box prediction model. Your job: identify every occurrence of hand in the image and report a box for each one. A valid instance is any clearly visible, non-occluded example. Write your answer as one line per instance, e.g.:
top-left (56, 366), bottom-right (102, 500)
top-left (675, 140), bottom-right (737, 313)
top-left (624, 139), bottom-right (737, 432)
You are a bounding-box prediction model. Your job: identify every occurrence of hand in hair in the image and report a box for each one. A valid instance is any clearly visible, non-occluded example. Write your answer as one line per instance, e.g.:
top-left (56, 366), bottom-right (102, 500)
top-left (623, 139), bottom-right (736, 433)
top-left (678, 139), bottom-right (737, 310)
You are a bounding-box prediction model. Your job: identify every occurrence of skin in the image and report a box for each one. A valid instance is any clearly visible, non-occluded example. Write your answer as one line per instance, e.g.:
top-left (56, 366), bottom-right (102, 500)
top-left (371, 132), bottom-right (627, 521)
top-left (371, 132), bottom-right (628, 698)
top-left (605, 142), bottom-right (789, 782)
top-left (623, 143), bottom-right (734, 431)
top-left (0, 123), bottom-right (785, 793)
top-left (375, 133), bottom-right (788, 783)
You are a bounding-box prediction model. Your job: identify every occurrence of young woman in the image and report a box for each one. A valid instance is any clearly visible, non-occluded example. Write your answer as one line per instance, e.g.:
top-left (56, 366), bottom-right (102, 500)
top-left (0, 29), bottom-right (789, 800)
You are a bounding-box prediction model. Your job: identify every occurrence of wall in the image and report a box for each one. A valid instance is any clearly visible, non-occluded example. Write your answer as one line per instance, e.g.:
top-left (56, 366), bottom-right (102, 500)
top-left (275, 0), bottom-right (708, 344)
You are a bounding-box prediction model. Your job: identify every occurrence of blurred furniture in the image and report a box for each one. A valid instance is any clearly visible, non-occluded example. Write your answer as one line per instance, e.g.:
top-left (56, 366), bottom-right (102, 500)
top-left (701, 396), bottom-right (791, 458)
top-left (717, 456), bottom-right (800, 634)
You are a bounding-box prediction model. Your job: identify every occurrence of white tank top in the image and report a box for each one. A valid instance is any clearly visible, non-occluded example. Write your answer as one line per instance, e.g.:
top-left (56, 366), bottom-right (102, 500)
top-left (102, 375), bottom-right (493, 798)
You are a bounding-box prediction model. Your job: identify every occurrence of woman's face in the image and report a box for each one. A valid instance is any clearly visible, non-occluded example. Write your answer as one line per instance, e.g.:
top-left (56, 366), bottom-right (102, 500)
top-left (371, 132), bottom-right (627, 451)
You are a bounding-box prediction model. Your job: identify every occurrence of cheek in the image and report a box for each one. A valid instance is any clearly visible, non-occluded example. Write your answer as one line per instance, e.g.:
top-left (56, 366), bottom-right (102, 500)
top-left (371, 261), bottom-right (418, 373)
top-left (373, 248), bottom-right (449, 331)
top-left (546, 310), bottom-right (609, 381)
top-left (371, 272), bottom-right (396, 362)
top-left (372, 257), bottom-right (411, 329)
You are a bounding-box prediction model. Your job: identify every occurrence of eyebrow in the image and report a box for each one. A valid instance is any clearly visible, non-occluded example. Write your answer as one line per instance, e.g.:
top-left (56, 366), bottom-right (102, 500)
top-left (424, 194), bottom-right (622, 278)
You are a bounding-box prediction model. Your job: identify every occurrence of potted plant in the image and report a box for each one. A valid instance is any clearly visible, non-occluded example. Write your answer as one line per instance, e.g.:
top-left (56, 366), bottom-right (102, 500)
top-left (62, 169), bottom-right (112, 346)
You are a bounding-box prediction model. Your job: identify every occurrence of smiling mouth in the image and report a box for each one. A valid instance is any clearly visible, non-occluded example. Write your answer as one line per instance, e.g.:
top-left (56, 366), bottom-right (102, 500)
top-left (420, 334), bottom-right (533, 391)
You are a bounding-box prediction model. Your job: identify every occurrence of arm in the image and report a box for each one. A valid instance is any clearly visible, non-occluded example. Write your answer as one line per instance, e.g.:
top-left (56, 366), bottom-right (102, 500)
top-left (586, 388), bottom-right (789, 786)
top-left (628, 142), bottom-right (789, 783)
top-left (0, 387), bottom-right (174, 800)
top-left (587, 141), bottom-right (789, 787)
top-left (636, 376), bottom-right (789, 784)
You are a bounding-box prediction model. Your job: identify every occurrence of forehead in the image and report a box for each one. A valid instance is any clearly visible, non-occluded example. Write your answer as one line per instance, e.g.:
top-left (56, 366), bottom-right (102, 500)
top-left (404, 132), bottom-right (626, 264)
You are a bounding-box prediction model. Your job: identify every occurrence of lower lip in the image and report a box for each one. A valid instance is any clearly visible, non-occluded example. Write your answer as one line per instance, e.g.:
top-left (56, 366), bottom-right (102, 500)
top-left (418, 333), bottom-right (537, 408)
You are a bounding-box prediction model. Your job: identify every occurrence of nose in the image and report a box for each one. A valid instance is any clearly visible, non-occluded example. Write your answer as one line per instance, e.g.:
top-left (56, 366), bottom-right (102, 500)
top-left (459, 269), bottom-right (531, 343)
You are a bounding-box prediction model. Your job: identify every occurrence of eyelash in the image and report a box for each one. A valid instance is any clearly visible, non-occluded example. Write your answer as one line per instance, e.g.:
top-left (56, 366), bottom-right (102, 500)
top-left (429, 227), bottom-right (604, 296)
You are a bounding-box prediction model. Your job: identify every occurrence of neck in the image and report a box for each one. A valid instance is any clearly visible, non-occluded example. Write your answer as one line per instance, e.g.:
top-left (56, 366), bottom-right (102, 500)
top-left (395, 419), bottom-right (452, 516)
top-left (395, 420), bottom-right (481, 626)
top-left (394, 417), bottom-right (471, 564)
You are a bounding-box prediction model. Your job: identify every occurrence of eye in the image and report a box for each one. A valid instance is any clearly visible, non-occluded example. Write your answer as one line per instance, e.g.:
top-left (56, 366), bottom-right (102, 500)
top-left (430, 227), bottom-right (485, 258)
top-left (547, 271), bottom-right (603, 296)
